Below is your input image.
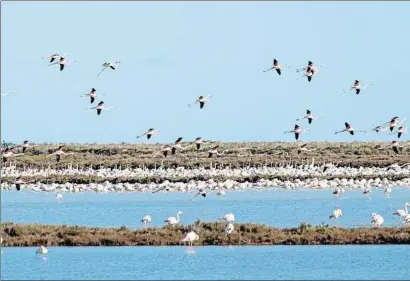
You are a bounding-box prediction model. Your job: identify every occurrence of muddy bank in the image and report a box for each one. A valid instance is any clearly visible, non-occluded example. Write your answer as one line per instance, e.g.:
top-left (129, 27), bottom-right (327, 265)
top-left (1, 222), bottom-right (409, 246)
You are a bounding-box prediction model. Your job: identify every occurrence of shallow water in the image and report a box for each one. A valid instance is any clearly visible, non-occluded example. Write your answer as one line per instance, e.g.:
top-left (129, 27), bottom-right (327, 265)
top-left (1, 245), bottom-right (409, 280)
top-left (1, 188), bottom-right (409, 228)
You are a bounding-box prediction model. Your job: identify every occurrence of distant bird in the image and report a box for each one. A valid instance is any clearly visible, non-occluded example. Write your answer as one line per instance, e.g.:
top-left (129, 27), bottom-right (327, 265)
top-left (217, 190), bottom-right (226, 196)
top-left (2, 147), bottom-right (24, 163)
top-left (218, 213), bottom-right (235, 223)
top-left (153, 145), bottom-right (172, 158)
top-left (86, 101), bottom-right (115, 116)
top-left (329, 208), bottom-right (343, 220)
top-left (343, 80), bottom-right (372, 95)
top-left (263, 59), bottom-right (290, 75)
top-left (297, 143), bottom-right (316, 154)
top-left (369, 125), bottom-right (386, 133)
top-left (384, 116), bottom-right (405, 132)
top-left (332, 187), bottom-right (345, 197)
top-left (81, 88), bottom-right (105, 104)
top-left (297, 61), bottom-right (319, 82)
top-left (208, 145), bottom-right (228, 158)
top-left (297, 110), bottom-right (322, 124)
top-left (36, 246), bottom-right (48, 255)
top-left (335, 122), bottom-right (367, 135)
top-left (225, 223), bottom-right (234, 235)
top-left (371, 213), bottom-right (384, 227)
top-left (384, 186), bottom-right (392, 197)
top-left (189, 95), bottom-right (211, 109)
top-left (21, 140), bottom-right (38, 153)
top-left (363, 186), bottom-right (372, 196)
top-left (393, 202), bottom-right (409, 217)
top-left (97, 61), bottom-right (121, 77)
top-left (14, 176), bottom-right (25, 191)
top-left (390, 126), bottom-right (407, 139)
top-left (47, 56), bottom-right (75, 71)
top-left (193, 137), bottom-right (215, 150)
top-left (164, 211), bottom-right (183, 226)
top-left (136, 128), bottom-right (160, 140)
top-left (141, 215), bottom-right (152, 226)
top-left (55, 193), bottom-right (63, 201)
top-left (181, 231), bottom-right (199, 247)
top-left (46, 146), bottom-right (74, 162)
top-left (42, 53), bottom-right (66, 63)
top-left (391, 141), bottom-right (404, 154)
top-left (171, 137), bottom-right (192, 155)
top-left (284, 125), bottom-right (309, 141)
top-left (190, 188), bottom-right (207, 200)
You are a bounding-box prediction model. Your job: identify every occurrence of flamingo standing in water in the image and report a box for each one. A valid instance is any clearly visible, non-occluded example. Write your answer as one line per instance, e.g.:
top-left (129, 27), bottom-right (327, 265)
top-left (263, 58), bottom-right (290, 75)
top-left (36, 246), bottom-right (48, 255)
top-left (86, 101), bottom-right (115, 116)
top-left (48, 56), bottom-right (75, 71)
top-left (81, 88), bottom-right (105, 104)
top-left (335, 122), bottom-right (367, 135)
top-left (297, 110), bottom-right (322, 124)
top-left (152, 145), bottom-right (171, 158)
top-left (97, 61), bottom-right (121, 77)
top-left (141, 215), bottom-right (152, 227)
top-left (193, 137), bottom-right (215, 150)
top-left (189, 95), bottom-right (211, 109)
top-left (46, 146), bottom-right (74, 162)
top-left (371, 213), bottom-right (384, 227)
top-left (136, 128), bottom-right (160, 140)
top-left (208, 145), bottom-right (228, 158)
top-left (393, 202), bottom-right (409, 218)
top-left (2, 147), bottom-right (24, 163)
top-left (181, 231), bottom-right (199, 247)
top-left (285, 125), bottom-right (309, 141)
top-left (164, 211), bottom-right (183, 226)
top-left (329, 208), bottom-right (343, 220)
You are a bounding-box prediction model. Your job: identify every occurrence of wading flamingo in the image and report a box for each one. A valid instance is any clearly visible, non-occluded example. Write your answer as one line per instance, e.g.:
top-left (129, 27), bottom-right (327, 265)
top-left (164, 211), bottom-right (183, 226)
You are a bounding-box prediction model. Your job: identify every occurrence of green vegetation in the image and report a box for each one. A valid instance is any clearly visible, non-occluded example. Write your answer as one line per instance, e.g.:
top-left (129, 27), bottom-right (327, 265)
top-left (1, 221), bottom-right (409, 246)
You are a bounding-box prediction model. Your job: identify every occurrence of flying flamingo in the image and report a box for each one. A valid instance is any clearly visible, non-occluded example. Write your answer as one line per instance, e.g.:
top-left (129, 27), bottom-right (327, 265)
top-left (46, 146), bottom-right (74, 162)
top-left (284, 125), bottom-right (309, 141)
top-left (297, 110), bottom-right (322, 124)
top-left (193, 137), bottom-right (215, 150)
top-left (369, 125), bottom-right (387, 133)
top-left (263, 58), bottom-right (290, 75)
top-left (296, 61), bottom-right (320, 82)
top-left (86, 101), bottom-right (115, 116)
top-left (20, 140), bottom-right (39, 153)
top-left (42, 53), bottom-right (67, 63)
top-left (171, 137), bottom-right (192, 155)
top-left (97, 61), bottom-right (121, 77)
top-left (13, 176), bottom-right (35, 191)
top-left (393, 202), bottom-right (409, 218)
top-left (2, 147), bottom-right (24, 163)
top-left (189, 95), bottom-right (211, 109)
top-left (80, 88), bottom-right (105, 104)
top-left (391, 141), bottom-right (405, 154)
top-left (136, 128), bottom-right (160, 140)
top-left (208, 145), bottom-right (228, 158)
top-left (181, 231), bottom-right (199, 247)
top-left (190, 188), bottom-right (207, 200)
top-left (297, 143), bottom-right (316, 154)
top-left (47, 56), bottom-right (75, 71)
top-left (141, 215), bottom-right (152, 227)
top-left (383, 117), bottom-right (405, 132)
top-left (343, 80), bottom-right (371, 95)
top-left (329, 208), bottom-right (343, 220)
top-left (152, 145), bottom-right (172, 158)
top-left (164, 211), bottom-right (183, 226)
top-left (335, 122), bottom-right (367, 135)
top-left (371, 213), bottom-right (384, 227)
top-left (390, 126), bottom-right (408, 139)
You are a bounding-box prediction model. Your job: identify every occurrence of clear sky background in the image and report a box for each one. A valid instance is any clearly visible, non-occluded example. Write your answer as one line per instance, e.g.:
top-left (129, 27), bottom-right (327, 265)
top-left (1, 1), bottom-right (409, 144)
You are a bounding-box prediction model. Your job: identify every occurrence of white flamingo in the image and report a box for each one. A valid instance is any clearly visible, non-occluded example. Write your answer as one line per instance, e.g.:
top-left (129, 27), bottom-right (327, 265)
top-left (181, 231), bottom-right (199, 247)
top-left (86, 101), bottom-right (115, 116)
top-left (97, 61), bottom-right (121, 77)
top-left (297, 110), bottom-right (322, 124)
top-left (208, 145), bottom-right (229, 158)
top-left (47, 56), bottom-right (75, 71)
top-left (225, 223), bottom-right (234, 235)
top-left (343, 80), bottom-right (371, 95)
top-left (141, 215), bottom-right (152, 226)
top-left (42, 53), bottom-right (67, 63)
top-left (284, 125), bottom-right (309, 141)
top-left (55, 193), bottom-right (63, 201)
top-left (263, 58), bottom-right (290, 75)
top-left (384, 186), bottom-right (392, 197)
top-left (136, 129), bottom-right (160, 140)
top-left (371, 213), bottom-right (384, 227)
top-left (218, 213), bottom-right (235, 223)
top-left (189, 95), bottom-right (211, 109)
top-left (46, 146), bottom-right (74, 162)
top-left (335, 122), bottom-right (367, 135)
top-left (329, 208), bottom-right (343, 220)
top-left (164, 211), bottom-right (183, 226)
top-left (392, 202), bottom-right (409, 217)
top-left (2, 147), bottom-right (24, 163)
top-left (36, 246), bottom-right (48, 255)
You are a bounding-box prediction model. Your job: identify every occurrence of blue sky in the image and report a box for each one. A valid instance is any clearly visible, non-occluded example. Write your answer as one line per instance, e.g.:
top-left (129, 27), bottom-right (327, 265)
top-left (1, 2), bottom-right (409, 144)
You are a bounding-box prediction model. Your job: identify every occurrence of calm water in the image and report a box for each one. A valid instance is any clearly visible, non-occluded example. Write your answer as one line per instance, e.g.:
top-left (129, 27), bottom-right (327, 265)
top-left (1, 188), bottom-right (409, 228)
top-left (1, 246), bottom-right (409, 280)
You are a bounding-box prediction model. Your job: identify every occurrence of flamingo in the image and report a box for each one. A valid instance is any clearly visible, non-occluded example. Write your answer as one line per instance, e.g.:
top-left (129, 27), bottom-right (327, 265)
top-left (153, 145), bottom-right (171, 158)
top-left (164, 211), bottom-right (183, 226)
top-left (14, 176), bottom-right (27, 191)
top-left (141, 215), bottom-right (152, 226)
top-left (329, 208), bottom-right (343, 220)
top-left (371, 213), bottom-right (384, 227)
top-left (86, 101), bottom-right (115, 116)
top-left (335, 122), bottom-right (367, 135)
top-left (208, 145), bottom-right (228, 158)
top-left (218, 213), bottom-right (235, 223)
top-left (97, 61), bottom-right (121, 77)
top-left (2, 147), bottom-right (24, 163)
top-left (404, 214), bottom-right (410, 224)
top-left (284, 125), bottom-right (309, 141)
top-left (369, 125), bottom-right (387, 133)
top-left (225, 223), bottom-right (234, 235)
top-left (171, 137), bottom-right (192, 155)
top-left (384, 186), bottom-right (392, 197)
top-left (391, 141), bottom-right (405, 154)
top-left (392, 202), bottom-right (409, 217)
top-left (390, 126), bottom-right (408, 139)
top-left (21, 140), bottom-right (38, 153)
top-left (46, 146), bottom-right (74, 162)
top-left (332, 187), bottom-right (345, 197)
top-left (36, 246), bottom-right (48, 255)
top-left (42, 53), bottom-right (66, 63)
top-left (55, 193), bottom-right (63, 201)
top-left (80, 88), bottom-right (105, 104)
top-left (297, 110), bottom-right (322, 124)
top-left (363, 186), bottom-right (372, 196)
top-left (181, 231), bottom-right (199, 247)
top-left (297, 61), bottom-right (319, 82)
top-left (297, 143), bottom-right (316, 154)
top-left (190, 188), bottom-right (207, 200)
top-left (193, 137), bottom-right (215, 150)
top-left (136, 128), bottom-right (160, 140)
top-left (383, 117), bottom-right (405, 132)
top-left (189, 95), bottom-right (211, 109)
top-left (48, 56), bottom-right (75, 71)
top-left (263, 58), bottom-right (290, 75)
top-left (343, 80), bottom-right (371, 95)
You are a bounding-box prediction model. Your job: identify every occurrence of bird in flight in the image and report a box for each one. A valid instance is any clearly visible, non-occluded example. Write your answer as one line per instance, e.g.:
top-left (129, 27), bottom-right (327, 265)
top-left (384, 117), bottom-right (405, 132)
top-left (263, 58), bottom-right (290, 75)
top-left (297, 143), bottom-right (316, 154)
top-left (2, 147), bottom-right (24, 163)
top-left (297, 110), bottom-right (322, 124)
top-left (208, 145), bottom-right (228, 158)
top-left (284, 125), bottom-right (309, 141)
top-left (86, 101), bottom-right (115, 116)
top-left (343, 80), bottom-right (372, 95)
top-left (136, 128), bottom-right (160, 140)
top-left (297, 61), bottom-right (320, 82)
top-left (97, 61), bottom-right (121, 77)
top-left (192, 137), bottom-right (215, 150)
top-left (189, 95), bottom-right (211, 109)
top-left (171, 137), bottom-right (192, 155)
top-left (46, 145), bottom-right (74, 162)
top-left (81, 88), bottom-right (105, 104)
top-left (190, 188), bottom-right (207, 200)
top-left (42, 53), bottom-right (67, 63)
top-left (152, 145), bottom-right (172, 158)
top-left (47, 56), bottom-right (75, 71)
top-left (335, 122), bottom-right (367, 135)
top-left (20, 140), bottom-right (39, 153)
top-left (390, 126), bottom-right (408, 139)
